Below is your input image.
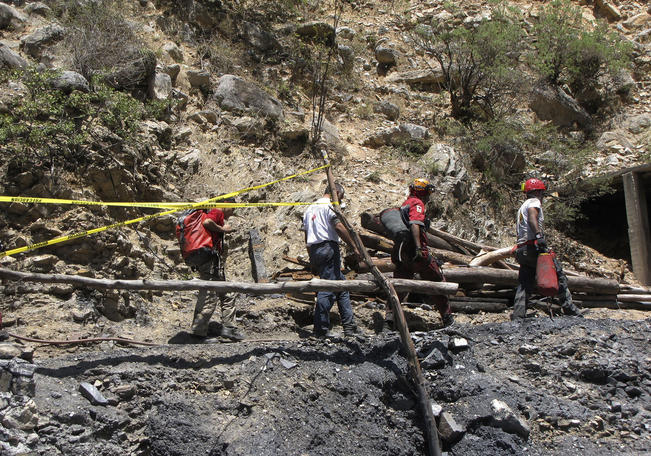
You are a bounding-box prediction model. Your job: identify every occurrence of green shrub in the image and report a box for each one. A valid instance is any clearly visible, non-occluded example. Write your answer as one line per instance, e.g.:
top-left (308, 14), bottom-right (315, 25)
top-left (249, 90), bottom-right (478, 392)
top-left (0, 68), bottom-right (145, 172)
top-left (529, 0), bottom-right (631, 89)
top-left (412, 3), bottom-right (524, 121)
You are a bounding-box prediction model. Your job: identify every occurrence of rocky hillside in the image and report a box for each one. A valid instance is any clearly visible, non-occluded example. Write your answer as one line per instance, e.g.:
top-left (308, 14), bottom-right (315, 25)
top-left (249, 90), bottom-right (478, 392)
top-left (0, 0), bottom-right (650, 455)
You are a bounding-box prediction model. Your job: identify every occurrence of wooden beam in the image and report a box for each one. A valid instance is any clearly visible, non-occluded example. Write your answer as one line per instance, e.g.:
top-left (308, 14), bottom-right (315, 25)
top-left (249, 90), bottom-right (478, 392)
top-left (359, 231), bottom-right (473, 265)
top-left (623, 172), bottom-right (651, 285)
top-left (469, 246), bottom-right (515, 267)
top-left (248, 229), bottom-right (269, 283)
top-left (0, 267), bottom-right (458, 295)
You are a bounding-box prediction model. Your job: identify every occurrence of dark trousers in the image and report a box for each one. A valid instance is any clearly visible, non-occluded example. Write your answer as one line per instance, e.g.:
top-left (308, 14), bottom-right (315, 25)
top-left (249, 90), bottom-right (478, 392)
top-left (308, 241), bottom-right (354, 333)
top-left (389, 236), bottom-right (451, 320)
top-left (513, 245), bottom-right (572, 318)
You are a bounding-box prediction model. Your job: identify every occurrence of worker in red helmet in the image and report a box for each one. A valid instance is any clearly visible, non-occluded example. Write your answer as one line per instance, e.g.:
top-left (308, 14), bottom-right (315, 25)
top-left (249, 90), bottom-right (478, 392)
top-left (512, 179), bottom-right (581, 320)
top-left (385, 178), bottom-right (453, 329)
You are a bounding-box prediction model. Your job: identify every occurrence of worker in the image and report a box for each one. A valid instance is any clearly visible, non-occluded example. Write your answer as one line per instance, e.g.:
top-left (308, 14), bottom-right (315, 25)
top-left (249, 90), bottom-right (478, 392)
top-left (178, 198), bottom-right (244, 341)
top-left (386, 178), bottom-right (453, 329)
top-left (303, 183), bottom-right (362, 338)
top-left (512, 178), bottom-right (582, 320)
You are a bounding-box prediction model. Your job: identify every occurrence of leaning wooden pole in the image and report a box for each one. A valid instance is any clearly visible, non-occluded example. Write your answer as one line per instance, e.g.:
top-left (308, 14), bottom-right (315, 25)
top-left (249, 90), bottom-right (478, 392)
top-left (319, 160), bottom-right (441, 456)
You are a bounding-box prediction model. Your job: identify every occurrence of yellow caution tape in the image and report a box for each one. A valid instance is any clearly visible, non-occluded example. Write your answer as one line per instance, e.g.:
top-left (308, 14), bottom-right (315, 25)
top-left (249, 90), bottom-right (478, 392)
top-left (0, 164), bottom-right (331, 258)
top-left (0, 197), bottom-right (327, 209)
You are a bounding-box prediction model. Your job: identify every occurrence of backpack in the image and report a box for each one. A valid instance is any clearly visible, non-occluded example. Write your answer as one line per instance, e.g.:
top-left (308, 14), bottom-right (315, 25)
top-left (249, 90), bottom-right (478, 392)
top-left (379, 206), bottom-right (411, 241)
top-left (175, 210), bottom-right (214, 259)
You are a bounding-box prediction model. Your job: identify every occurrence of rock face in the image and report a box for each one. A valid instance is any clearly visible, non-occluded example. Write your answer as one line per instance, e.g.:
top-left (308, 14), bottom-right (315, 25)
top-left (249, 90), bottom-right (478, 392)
top-left (364, 123), bottom-right (429, 148)
top-left (51, 71), bottom-right (90, 94)
top-left (212, 74), bottom-right (283, 121)
top-left (0, 43), bottom-right (26, 69)
top-left (530, 84), bottom-right (592, 130)
top-left (149, 71), bottom-right (172, 100)
top-left (20, 23), bottom-right (65, 58)
top-left (385, 67), bottom-right (445, 87)
top-left (0, 2), bottom-right (26, 29)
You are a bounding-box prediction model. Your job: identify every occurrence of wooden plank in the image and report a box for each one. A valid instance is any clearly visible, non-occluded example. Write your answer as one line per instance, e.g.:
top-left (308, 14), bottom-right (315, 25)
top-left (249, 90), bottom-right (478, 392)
top-left (248, 229), bottom-right (269, 283)
top-left (623, 172), bottom-right (651, 285)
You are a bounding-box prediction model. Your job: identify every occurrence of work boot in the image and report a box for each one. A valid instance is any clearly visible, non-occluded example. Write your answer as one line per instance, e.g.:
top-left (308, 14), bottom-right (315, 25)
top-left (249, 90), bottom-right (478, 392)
top-left (343, 323), bottom-right (358, 337)
top-left (562, 302), bottom-right (583, 317)
top-left (220, 326), bottom-right (245, 341)
top-left (313, 329), bottom-right (335, 339)
top-left (441, 314), bottom-right (454, 327)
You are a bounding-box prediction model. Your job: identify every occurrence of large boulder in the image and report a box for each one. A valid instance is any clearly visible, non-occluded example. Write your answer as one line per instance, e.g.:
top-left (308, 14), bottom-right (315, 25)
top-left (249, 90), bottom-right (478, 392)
top-left (295, 21), bottom-right (335, 46)
top-left (0, 43), bottom-right (26, 69)
top-left (0, 2), bottom-right (26, 29)
top-left (242, 21), bottom-right (280, 53)
top-left (595, 0), bottom-right (622, 21)
top-left (148, 71), bottom-right (172, 100)
top-left (623, 114), bottom-right (651, 134)
top-left (363, 123), bottom-right (429, 149)
top-left (373, 100), bottom-right (400, 121)
top-left (529, 84), bottom-right (592, 130)
top-left (375, 44), bottom-right (399, 65)
top-left (104, 50), bottom-right (156, 90)
top-left (211, 74), bottom-right (283, 121)
top-left (20, 23), bottom-right (65, 58)
top-left (385, 67), bottom-right (445, 88)
top-left (51, 70), bottom-right (90, 93)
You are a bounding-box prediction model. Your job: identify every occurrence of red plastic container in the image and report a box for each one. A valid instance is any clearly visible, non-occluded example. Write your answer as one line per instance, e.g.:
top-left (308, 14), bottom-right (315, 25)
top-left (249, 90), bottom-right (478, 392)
top-left (536, 252), bottom-right (559, 296)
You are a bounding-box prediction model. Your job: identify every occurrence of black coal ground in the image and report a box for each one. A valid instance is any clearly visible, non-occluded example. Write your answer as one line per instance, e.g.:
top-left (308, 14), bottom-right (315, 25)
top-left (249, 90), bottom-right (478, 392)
top-left (22, 317), bottom-right (651, 455)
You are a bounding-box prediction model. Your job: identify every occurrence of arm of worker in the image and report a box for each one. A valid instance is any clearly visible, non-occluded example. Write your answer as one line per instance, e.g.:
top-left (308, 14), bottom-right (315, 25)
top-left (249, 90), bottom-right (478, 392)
top-left (203, 218), bottom-right (234, 234)
top-left (334, 221), bottom-right (362, 260)
top-left (527, 207), bottom-right (542, 236)
top-left (410, 223), bottom-right (422, 250)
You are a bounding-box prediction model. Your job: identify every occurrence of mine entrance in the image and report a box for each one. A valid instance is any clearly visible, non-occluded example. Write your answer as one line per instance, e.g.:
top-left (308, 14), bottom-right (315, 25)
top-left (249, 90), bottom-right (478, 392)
top-left (570, 170), bottom-right (651, 270)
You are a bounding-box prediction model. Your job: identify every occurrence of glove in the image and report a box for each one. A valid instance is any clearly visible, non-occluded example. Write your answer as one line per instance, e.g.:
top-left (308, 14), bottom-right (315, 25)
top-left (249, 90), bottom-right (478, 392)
top-left (414, 249), bottom-right (426, 262)
top-left (534, 234), bottom-right (548, 252)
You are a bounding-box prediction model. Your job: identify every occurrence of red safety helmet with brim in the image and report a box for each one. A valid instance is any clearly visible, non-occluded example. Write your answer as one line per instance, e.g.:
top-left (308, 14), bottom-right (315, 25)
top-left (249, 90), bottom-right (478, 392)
top-left (522, 178), bottom-right (546, 193)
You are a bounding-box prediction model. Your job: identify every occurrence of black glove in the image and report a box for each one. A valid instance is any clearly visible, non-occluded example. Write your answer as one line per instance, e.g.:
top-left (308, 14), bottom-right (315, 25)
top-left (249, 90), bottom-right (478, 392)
top-left (414, 249), bottom-right (426, 262)
top-left (534, 234), bottom-right (548, 252)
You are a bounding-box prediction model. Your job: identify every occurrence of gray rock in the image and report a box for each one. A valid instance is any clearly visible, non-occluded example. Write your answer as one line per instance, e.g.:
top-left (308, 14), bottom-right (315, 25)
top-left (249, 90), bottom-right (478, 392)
top-left (337, 44), bottom-right (354, 70)
top-left (230, 116), bottom-right (265, 136)
top-left (162, 42), bottom-right (183, 62)
top-left (0, 369), bottom-right (10, 392)
top-left (148, 71), bottom-right (172, 100)
top-left (177, 149), bottom-right (200, 172)
top-left (363, 123), bottom-right (429, 148)
top-left (490, 399), bottom-right (530, 439)
top-left (421, 342), bottom-right (448, 369)
top-left (20, 23), bottom-right (65, 58)
top-left (612, 69), bottom-right (635, 94)
top-left (375, 45), bottom-right (399, 65)
top-left (0, 43), bottom-right (26, 69)
top-left (79, 382), bottom-right (109, 406)
top-left (518, 344), bottom-right (539, 355)
top-left (595, 0), bottom-right (622, 21)
top-left (113, 384), bottom-right (136, 400)
top-left (623, 114), bottom-right (651, 134)
top-left (242, 21), bottom-right (279, 53)
top-left (8, 359), bottom-right (35, 378)
top-left (2, 398), bottom-right (39, 430)
top-left (24, 254), bottom-right (59, 272)
top-left (104, 50), bottom-right (156, 90)
top-left (438, 411), bottom-right (465, 442)
top-left (430, 401), bottom-right (443, 417)
top-left (164, 63), bottom-right (180, 83)
top-left (0, 2), bottom-right (26, 29)
top-left (72, 307), bottom-right (95, 323)
top-left (24, 2), bottom-right (51, 16)
top-left (385, 67), bottom-right (445, 86)
top-left (212, 74), bottom-right (283, 121)
top-left (596, 129), bottom-right (635, 152)
top-left (336, 26), bottom-right (355, 40)
top-left (187, 69), bottom-right (210, 89)
top-left (0, 344), bottom-right (32, 361)
top-left (419, 143), bottom-right (463, 176)
top-left (51, 71), bottom-right (90, 93)
top-left (529, 84), bottom-right (591, 130)
top-left (280, 359), bottom-right (297, 369)
top-left (449, 337), bottom-right (469, 351)
top-left (373, 100), bottom-right (400, 121)
top-left (296, 21), bottom-right (335, 46)
top-left (11, 375), bottom-right (35, 396)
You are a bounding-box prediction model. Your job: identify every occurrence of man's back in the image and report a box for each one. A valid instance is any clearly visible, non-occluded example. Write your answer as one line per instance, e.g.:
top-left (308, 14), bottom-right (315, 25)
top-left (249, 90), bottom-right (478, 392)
top-left (303, 197), bottom-right (338, 246)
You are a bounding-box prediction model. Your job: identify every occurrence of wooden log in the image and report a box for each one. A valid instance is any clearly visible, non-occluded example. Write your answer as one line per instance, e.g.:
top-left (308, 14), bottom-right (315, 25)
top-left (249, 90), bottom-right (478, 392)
top-left (469, 246), bottom-right (515, 267)
top-left (359, 232), bottom-right (473, 265)
top-left (450, 300), bottom-right (508, 313)
top-left (282, 255), bottom-right (311, 267)
top-left (0, 267), bottom-right (458, 296)
top-left (361, 212), bottom-right (455, 252)
top-left (617, 294), bottom-right (651, 303)
top-left (618, 284), bottom-right (651, 294)
top-left (248, 229), bottom-right (269, 283)
top-left (427, 226), bottom-right (495, 253)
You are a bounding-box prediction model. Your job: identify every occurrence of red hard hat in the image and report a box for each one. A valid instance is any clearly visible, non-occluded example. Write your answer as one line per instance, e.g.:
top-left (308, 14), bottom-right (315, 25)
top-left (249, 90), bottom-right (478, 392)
top-left (522, 178), bottom-right (546, 193)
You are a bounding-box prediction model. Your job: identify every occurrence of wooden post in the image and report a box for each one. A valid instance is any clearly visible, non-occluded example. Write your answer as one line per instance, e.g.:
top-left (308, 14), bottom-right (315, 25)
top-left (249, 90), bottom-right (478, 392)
top-left (248, 229), bottom-right (269, 283)
top-left (623, 172), bottom-right (651, 285)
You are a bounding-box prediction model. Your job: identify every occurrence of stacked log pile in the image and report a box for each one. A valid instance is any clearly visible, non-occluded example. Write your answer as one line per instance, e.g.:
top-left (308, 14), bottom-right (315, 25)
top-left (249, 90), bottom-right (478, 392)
top-left (347, 212), bottom-right (650, 312)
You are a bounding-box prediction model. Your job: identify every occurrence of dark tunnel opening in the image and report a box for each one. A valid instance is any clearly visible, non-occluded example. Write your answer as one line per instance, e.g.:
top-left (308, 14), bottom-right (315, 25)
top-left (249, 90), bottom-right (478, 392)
top-left (568, 173), bottom-right (651, 264)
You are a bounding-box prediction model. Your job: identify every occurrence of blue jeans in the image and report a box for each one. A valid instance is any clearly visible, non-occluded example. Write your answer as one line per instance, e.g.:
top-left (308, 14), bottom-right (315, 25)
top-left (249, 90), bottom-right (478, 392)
top-left (308, 241), bottom-right (354, 333)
